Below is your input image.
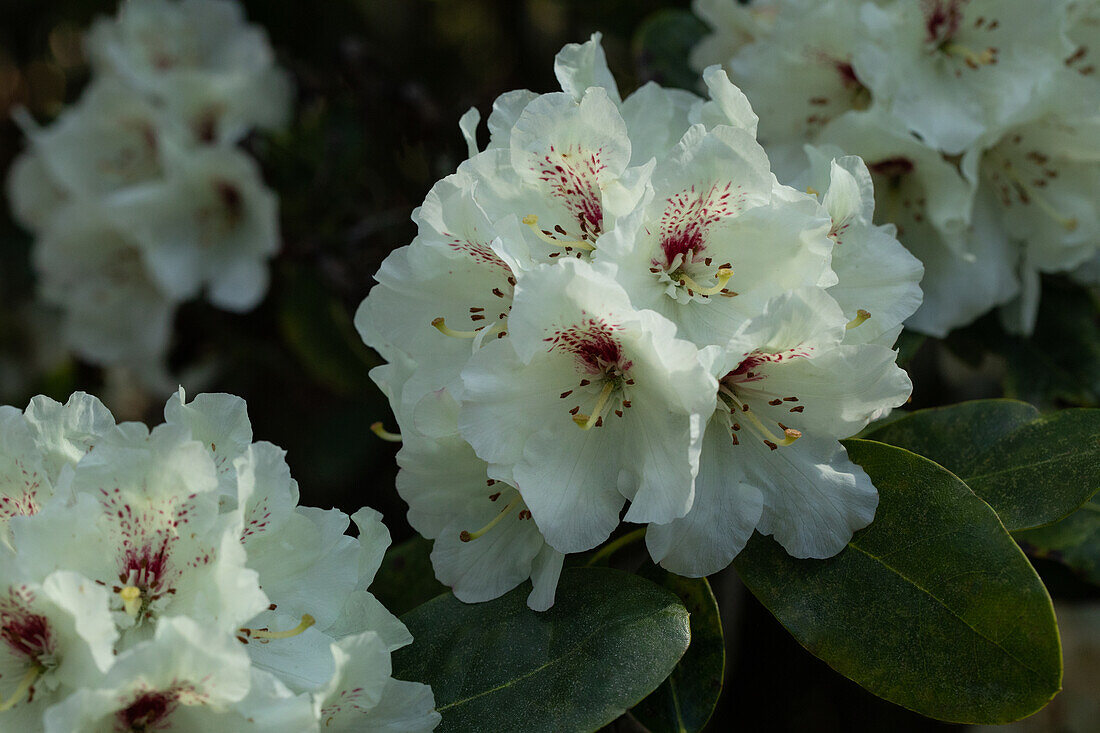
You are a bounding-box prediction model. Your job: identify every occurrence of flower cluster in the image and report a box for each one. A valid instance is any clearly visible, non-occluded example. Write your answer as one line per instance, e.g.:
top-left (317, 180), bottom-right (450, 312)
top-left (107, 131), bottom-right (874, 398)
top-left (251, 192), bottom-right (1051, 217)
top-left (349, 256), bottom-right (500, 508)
top-left (6, 0), bottom-right (291, 384)
top-left (0, 389), bottom-right (438, 732)
top-left (358, 36), bottom-right (919, 609)
top-left (692, 0), bottom-right (1100, 335)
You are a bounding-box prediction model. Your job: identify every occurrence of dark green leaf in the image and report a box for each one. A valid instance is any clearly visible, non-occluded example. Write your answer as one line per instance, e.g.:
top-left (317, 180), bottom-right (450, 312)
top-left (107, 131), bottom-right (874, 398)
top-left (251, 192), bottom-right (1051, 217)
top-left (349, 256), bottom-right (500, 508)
top-left (1015, 495), bottom-right (1100, 586)
top-left (632, 10), bottom-right (708, 90)
top-left (393, 567), bottom-right (690, 733)
top-left (631, 567), bottom-right (724, 733)
top-left (371, 535), bottom-right (448, 617)
top-left (864, 400), bottom-right (1100, 530)
top-left (735, 439), bottom-right (1062, 725)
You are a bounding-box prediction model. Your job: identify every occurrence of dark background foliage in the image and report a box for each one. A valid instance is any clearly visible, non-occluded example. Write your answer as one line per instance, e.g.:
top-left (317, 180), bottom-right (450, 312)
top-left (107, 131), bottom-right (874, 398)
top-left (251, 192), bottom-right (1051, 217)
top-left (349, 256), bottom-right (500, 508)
top-left (1, 1), bottom-right (1096, 730)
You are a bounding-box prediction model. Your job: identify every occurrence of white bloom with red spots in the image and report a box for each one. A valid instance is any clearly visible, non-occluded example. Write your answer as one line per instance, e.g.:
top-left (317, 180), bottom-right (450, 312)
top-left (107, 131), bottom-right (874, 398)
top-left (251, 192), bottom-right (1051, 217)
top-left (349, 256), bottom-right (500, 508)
top-left (0, 570), bottom-right (118, 729)
top-left (723, 0), bottom-right (874, 164)
top-left (376, 359), bottom-right (564, 612)
top-left (362, 34), bottom-right (921, 608)
top-left (0, 392), bottom-right (114, 547)
top-left (646, 288), bottom-right (912, 575)
top-left (966, 112), bottom-right (1100, 332)
top-left (11, 419), bottom-right (263, 643)
top-left (458, 259), bottom-right (717, 553)
top-left (105, 143), bottom-right (280, 313)
top-left (857, 0), bottom-right (1075, 154)
top-left (354, 174), bottom-right (522, 405)
top-left (0, 390), bottom-right (438, 731)
top-left (41, 616), bottom-right (316, 733)
top-left (815, 108), bottom-right (1017, 337)
top-left (162, 389), bottom-right (438, 730)
top-left (692, 0), bottom-right (1094, 335)
top-left (595, 124), bottom-right (836, 348)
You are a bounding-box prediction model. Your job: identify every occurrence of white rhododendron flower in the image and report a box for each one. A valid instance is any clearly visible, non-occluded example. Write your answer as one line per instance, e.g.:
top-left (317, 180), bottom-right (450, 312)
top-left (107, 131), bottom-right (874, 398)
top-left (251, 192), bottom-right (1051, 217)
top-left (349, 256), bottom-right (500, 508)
top-left (693, 0), bottom-right (1099, 335)
top-left (647, 288), bottom-right (911, 575)
top-left (0, 389), bottom-right (439, 732)
top-left (5, 0), bottom-right (291, 386)
top-left (359, 35), bottom-right (919, 606)
top-left (459, 259), bottom-right (717, 552)
top-left (373, 359), bottom-right (565, 612)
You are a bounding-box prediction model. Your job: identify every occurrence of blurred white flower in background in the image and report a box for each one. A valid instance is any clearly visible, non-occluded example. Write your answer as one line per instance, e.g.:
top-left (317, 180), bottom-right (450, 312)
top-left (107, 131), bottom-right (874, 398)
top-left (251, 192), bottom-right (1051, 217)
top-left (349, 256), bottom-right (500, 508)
top-left (0, 389), bottom-right (439, 732)
top-left (4, 0), bottom-right (291, 390)
top-left (358, 35), bottom-right (919, 608)
top-left (693, 0), bottom-right (1100, 336)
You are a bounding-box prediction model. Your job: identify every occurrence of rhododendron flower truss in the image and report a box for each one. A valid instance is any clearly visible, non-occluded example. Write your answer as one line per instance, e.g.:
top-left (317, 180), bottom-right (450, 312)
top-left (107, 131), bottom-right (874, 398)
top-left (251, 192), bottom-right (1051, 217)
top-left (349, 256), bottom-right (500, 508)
top-left (0, 390), bottom-right (439, 732)
top-left (4, 0), bottom-right (292, 384)
top-left (85, 0), bottom-right (292, 140)
top-left (360, 33), bottom-right (921, 611)
top-left (693, 0), bottom-right (1099, 335)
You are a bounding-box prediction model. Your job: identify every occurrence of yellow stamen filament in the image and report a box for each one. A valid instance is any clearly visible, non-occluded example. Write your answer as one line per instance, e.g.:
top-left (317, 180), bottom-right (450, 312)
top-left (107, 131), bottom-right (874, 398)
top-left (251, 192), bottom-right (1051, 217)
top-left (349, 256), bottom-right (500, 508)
top-left (723, 388), bottom-right (802, 448)
top-left (846, 309), bottom-right (871, 330)
top-left (942, 43), bottom-right (996, 67)
top-left (522, 215), bottom-right (596, 251)
top-left (806, 186), bottom-right (820, 196)
top-left (677, 268), bottom-right (734, 296)
top-left (119, 585), bottom-right (142, 617)
top-left (573, 381), bottom-right (616, 430)
top-left (370, 422), bottom-right (402, 442)
top-left (432, 317), bottom-right (479, 338)
top-left (240, 614), bottom-right (315, 641)
top-left (0, 666), bottom-right (40, 712)
top-left (460, 494), bottom-right (521, 542)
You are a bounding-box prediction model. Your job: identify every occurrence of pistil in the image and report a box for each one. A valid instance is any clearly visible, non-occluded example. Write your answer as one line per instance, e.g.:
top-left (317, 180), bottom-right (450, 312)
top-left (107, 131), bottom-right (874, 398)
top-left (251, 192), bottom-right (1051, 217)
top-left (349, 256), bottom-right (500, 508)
top-left (460, 494), bottom-right (522, 542)
top-left (846, 310), bottom-right (871, 330)
top-left (720, 387), bottom-right (802, 450)
top-left (370, 422), bottom-right (402, 442)
top-left (0, 665), bottom-right (40, 712)
top-left (573, 380), bottom-right (616, 430)
top-left (432, 317), bottom-right (480, 338)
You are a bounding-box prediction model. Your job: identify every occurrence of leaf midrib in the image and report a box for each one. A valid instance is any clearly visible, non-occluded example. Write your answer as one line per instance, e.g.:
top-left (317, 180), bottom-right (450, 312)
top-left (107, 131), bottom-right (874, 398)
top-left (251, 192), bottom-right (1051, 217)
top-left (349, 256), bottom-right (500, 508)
top-left (848, 543), bottom-right (1044, 679)
top-left (964, 445), bottom-right (1100, 485)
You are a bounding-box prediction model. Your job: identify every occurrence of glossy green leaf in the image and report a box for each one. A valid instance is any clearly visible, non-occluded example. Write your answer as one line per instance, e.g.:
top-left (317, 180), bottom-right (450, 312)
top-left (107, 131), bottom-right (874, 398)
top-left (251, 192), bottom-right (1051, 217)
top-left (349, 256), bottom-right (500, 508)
top-left (631, 567), bottom-right (724, 733)
top-left (735, 439), bottom-right (1062, 725)
top-left (393, 567), bottom-right (690, 733)
top-left (371, 535), bottom-right (448, 617)
top-left (863, 400), bottom-right (1100, 530)
top-left (1016, 495), bottom-right (1100, 586)
top-left (632, 9), bottom-right (708, 90)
